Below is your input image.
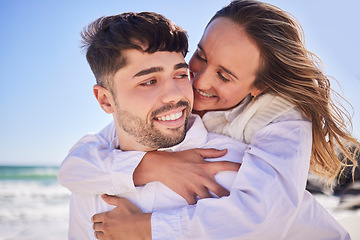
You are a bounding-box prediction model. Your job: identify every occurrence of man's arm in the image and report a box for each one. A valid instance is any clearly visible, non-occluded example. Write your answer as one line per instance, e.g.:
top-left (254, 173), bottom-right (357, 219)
top-left (58, 122), bottom-right (146, 195)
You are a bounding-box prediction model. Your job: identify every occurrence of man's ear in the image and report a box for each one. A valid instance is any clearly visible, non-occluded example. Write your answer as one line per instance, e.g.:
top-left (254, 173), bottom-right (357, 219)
top-left (93, 85), bottom-right (115, 114)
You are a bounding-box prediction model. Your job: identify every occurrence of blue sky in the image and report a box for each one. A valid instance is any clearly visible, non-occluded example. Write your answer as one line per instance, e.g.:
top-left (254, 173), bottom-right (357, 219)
top-left (0, 0), bottom-right (359, 166)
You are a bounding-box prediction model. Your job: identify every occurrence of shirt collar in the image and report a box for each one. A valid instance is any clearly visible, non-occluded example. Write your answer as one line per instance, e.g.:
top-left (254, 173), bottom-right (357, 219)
top-left (158, 114), bottom-right (208, 152)
top-left (110, 114), bottom-right (208, 152)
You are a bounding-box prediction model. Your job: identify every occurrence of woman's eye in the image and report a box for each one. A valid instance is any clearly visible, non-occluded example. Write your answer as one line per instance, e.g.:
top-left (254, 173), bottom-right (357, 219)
top-left (195, 51), bottom-right (207, 62)
top-left (140, 79), bottom-right (157, 86)
top-left (175, 74), bottom-right (189, 79)
top-left (217, 72), bottom-right (230, 82)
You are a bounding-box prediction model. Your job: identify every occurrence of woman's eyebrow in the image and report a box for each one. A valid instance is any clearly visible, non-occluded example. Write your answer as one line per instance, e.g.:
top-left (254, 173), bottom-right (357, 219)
top-left (197, 44), bottom-right (206, 56)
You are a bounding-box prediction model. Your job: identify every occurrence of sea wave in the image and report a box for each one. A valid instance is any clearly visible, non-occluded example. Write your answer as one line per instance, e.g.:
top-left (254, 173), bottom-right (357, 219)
top-left (0, 165), bottom-right (59, 180)
top-left (0, 166), bottom-right (70, 239)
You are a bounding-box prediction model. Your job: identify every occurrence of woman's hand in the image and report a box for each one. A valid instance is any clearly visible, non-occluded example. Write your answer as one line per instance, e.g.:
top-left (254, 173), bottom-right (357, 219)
top-left (133, 148), bottom-right (241, 204)
top-left (92, 194), bottom-right (151, 240)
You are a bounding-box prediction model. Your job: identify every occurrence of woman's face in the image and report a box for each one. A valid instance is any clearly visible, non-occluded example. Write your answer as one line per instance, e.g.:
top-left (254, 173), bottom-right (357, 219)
top-left (189, 17), bottom-right (263, 113)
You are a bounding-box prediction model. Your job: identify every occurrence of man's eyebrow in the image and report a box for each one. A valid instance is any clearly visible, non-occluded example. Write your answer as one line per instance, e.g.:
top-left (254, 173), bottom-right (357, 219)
top-left (174, 62), bottom-right (188, 70)
top-left (133, 63), bottom-right (188, 78)
top-left (219, 65), bottom-right (238, 80)
top-left (133, 67), bottom-right (163, 78)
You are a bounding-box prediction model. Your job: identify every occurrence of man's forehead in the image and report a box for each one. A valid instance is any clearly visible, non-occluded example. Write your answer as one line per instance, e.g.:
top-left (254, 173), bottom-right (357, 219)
top-left (123, 48), bottom-right (185, 60)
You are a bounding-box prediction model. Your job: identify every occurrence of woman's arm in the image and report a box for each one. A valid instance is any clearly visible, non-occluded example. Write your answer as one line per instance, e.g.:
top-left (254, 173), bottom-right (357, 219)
top-left (58, 122), bottom-right (239, 199)
top-left (92, 119), bottom-right (324, 239)
top-left (134, 149), bottom-right (240, 204)
top-left (151, 120), bottom-right (313, 239)
top-left (58, 122), bottom-right (146, 195)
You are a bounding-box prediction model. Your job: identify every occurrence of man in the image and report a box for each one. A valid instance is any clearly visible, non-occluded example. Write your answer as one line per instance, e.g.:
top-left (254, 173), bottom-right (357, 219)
top-left (59, 12), bottom-right (242, 239)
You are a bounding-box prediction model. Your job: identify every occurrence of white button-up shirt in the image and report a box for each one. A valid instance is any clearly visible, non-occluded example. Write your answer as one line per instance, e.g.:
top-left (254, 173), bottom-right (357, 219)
top-left (59, 114), bottom-right (349, 239)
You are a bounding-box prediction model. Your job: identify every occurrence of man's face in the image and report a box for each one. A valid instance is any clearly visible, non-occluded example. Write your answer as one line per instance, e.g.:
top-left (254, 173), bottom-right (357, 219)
top-left (96, 50), bottom-right (193, 151)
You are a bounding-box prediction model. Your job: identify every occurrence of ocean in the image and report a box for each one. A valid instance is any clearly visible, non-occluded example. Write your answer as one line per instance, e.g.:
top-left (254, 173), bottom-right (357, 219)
top-left (0, 166), bottom-right (70, 240)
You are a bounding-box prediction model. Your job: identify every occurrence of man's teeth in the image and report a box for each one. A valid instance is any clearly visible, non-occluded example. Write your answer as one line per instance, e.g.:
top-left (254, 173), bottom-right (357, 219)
top-left (157, 111), bottom-right (183, 121)
top-left (196, 88), bottom-right (215, 97)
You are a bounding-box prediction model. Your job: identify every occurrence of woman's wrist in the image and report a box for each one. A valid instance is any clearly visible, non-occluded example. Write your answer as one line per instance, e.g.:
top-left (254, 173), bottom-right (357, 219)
top-left (133, 151), bottom-right (165, 186)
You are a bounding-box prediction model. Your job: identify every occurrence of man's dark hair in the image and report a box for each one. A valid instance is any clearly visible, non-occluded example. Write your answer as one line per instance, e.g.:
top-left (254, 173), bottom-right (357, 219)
top-left (81, 12), bottom-right (188, 89)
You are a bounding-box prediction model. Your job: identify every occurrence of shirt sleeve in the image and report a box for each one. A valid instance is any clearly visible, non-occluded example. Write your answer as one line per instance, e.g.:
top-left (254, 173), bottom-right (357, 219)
top-left (151, 119), bottom-right (314, 239)
top-left (58, 122), bottom-right (146, 195)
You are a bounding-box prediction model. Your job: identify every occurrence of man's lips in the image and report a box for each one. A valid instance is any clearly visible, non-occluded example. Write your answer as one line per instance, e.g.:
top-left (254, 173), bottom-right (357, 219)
top-left (156, 109), bottom-right (183, 121)
top-left (154, 105), bottom-right (187, 122)
top-left (153, 107), bottom-right (187, 128)
top-left (195, 88), bottom-right (216, 98)
top-left (152, 101), bottom-right (190, 128)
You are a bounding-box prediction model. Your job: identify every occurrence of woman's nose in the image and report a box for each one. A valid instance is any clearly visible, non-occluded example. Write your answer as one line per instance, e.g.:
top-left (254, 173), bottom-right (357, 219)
top-left (192, 67), bottom-right (213, 91)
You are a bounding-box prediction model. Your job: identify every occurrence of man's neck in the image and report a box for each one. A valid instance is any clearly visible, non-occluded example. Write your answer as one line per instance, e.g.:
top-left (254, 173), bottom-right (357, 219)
top-left (115, 125), bottom-right (157, 152)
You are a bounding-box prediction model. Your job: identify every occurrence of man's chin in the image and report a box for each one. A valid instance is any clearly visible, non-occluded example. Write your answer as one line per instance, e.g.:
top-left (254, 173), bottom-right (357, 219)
top-left (158, 128), bottom-right (186, 148)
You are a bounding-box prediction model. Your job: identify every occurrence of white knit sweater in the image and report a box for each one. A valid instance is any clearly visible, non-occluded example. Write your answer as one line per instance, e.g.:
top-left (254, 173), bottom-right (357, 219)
top-left (202, 93), bottom-right (295, 143)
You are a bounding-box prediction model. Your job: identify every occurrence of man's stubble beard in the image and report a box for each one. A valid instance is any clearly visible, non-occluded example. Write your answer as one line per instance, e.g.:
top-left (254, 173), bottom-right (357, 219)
top-left (115, 101), bottom-right (191, 149)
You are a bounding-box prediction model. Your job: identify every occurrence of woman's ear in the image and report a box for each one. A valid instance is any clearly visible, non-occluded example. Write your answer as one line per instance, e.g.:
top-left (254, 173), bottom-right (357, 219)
top-left (251, 83), bottom-right (269, 97)
top-left (252, 88), bottom-right (266, 97)
top-left (93, 85), bottom-right (115, 114)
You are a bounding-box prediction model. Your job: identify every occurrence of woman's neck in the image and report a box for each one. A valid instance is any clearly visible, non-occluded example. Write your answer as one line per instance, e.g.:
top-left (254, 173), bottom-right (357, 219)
top-left (191, 109), bottom-right (208, 118)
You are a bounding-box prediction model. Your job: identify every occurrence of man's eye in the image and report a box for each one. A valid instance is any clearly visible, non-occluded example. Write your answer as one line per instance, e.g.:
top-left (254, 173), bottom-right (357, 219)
top-left (140, 79), bottom-right (157, 86)
top-left (175, 74), bottom-right (189, 79)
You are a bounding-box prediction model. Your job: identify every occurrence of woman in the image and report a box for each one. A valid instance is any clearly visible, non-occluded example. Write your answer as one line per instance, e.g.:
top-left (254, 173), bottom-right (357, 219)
top-left (60, 0), bottom-right (359, 239)
top-left (134, 0), bottom-right (359, 200)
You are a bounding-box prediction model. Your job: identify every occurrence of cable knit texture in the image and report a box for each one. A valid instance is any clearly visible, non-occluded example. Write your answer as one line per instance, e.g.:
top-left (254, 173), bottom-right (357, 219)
top-left (202, 93), bottom-right (295, 143)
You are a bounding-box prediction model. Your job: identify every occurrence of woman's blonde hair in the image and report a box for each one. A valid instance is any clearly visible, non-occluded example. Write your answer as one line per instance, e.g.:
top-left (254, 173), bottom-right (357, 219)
top-left (211, 0), bottom-right (359, 182)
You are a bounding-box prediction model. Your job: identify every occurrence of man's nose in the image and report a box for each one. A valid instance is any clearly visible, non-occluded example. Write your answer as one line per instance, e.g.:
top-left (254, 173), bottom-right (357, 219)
top-left (160, 79), bottom-right (186, 103)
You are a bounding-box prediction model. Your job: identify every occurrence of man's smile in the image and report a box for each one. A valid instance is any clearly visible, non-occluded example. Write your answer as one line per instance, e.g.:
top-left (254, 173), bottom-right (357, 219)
top-left (153, 106), bottom-right (189, 129)
top-left (156, 110), bottom-right (183, 121)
